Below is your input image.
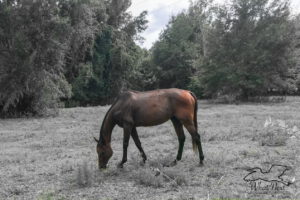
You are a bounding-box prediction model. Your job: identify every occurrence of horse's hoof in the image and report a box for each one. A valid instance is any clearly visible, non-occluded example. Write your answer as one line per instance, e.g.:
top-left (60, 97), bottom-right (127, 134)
top-left (199, 161), bottom-right (204, 167)
top-left (139, 160), bottom-right (145, 166)
top-left (99, 168), bottom-right (108, 172)
top-left (169, 160), bottom-right (177, 167)
top-left (117, 163), bottom-right (124, 168)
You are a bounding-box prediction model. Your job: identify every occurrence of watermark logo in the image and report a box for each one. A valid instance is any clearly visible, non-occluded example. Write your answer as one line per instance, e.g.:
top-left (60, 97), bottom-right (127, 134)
top-left (243, 164), bottom-right (293, 193)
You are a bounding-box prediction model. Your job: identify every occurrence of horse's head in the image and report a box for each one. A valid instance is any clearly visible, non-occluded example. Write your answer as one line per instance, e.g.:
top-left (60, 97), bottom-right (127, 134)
top-left (94, 137), bottom-right (113, 169)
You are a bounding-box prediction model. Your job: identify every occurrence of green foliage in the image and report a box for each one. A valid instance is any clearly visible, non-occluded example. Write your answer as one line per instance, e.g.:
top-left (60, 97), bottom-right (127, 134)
top-left (69, 0), bottom-right (148, 105)
top-left (294, 14), bottom-right (300, 92)
top-left (0, 0), bottom-right (148, 114)
top-left (151, 13), bottom-right (199, 89)
top-left (188, 75), bottom-right (204, 97)
top-left (150, 0), bottom-right (296, 99)
top-left (0, 0), bottom-right (298, 117)
top-left (194, 0), bottom-right (296, 99)
top-left (60, 0), bottom-right (106, 83)
top-left (128, 51), bottom-right (159, 91)
top-left (149, 0), bottom-right (212, 92)
top-left (0, 0), bottom-right (72, 116)
top-left (71, 28), bottom-right (113, 105)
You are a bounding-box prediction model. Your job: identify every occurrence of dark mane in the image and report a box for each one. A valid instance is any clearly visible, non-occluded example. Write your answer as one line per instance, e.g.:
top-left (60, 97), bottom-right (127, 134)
top-left (99, 98), bottom-right (118, 145)
top-left (99, 91), bottom-right (136, 144)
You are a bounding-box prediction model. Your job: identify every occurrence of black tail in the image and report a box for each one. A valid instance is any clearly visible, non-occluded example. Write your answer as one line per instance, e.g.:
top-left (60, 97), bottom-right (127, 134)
top-left (189, 91), bottom-right (198, 153)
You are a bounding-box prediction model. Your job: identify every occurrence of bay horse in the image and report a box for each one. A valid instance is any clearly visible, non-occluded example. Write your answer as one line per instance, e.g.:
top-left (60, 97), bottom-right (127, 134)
top-left (94, 88), bottom-right (204, 169)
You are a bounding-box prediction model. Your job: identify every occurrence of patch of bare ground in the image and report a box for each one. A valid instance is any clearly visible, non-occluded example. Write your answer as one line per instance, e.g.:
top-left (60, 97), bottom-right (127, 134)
top-left (0, 98), bottom-right (299, 199)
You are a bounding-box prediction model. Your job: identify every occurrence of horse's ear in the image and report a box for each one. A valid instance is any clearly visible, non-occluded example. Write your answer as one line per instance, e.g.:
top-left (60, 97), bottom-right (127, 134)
top-left (94, 137), bottom-right (99, 143)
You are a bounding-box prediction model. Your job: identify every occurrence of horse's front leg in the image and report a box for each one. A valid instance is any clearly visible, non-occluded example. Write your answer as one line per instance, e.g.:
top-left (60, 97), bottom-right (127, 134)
top-left (118, 123), bottom-right (132, 168)
top-left (131, 127), bottom-right (147, 163)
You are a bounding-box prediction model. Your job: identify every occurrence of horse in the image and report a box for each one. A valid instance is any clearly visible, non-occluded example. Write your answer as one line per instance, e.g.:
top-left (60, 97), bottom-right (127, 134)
top-left (93, 88), bottom-right (204, 169)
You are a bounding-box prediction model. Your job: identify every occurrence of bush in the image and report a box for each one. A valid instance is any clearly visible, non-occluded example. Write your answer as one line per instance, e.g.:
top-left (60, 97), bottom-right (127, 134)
top-left (254, 117), bottom-right (298, 146)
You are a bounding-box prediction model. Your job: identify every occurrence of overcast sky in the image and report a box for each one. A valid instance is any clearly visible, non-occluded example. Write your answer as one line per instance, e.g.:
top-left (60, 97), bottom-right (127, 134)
top-left (128, 0), bottom-right (300, 49)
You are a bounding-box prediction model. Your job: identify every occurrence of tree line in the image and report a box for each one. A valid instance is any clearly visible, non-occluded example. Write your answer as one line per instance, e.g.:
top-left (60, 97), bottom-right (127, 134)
top-left (0, 0), bottom-right (299, 117)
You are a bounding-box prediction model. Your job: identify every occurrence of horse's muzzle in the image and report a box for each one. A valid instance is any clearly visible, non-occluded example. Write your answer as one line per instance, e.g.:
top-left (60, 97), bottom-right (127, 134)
top-left (99, 164), bottom-right (107, 170)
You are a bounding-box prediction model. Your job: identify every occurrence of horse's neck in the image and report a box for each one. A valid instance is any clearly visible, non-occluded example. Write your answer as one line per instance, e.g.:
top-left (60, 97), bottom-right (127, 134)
top-left (100, 111), bottom-right (115, 144)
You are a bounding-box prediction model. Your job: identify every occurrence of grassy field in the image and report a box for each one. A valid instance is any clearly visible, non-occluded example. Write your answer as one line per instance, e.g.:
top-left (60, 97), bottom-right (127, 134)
top-left (0, 98), bottom-right (299, 200)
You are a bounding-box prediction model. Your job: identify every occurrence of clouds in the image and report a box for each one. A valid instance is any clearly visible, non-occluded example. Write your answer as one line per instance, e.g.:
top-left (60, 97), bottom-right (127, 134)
top-left (128, 0), bottom-right (190, 49)
top-left (291, 0), bottom-right (300, 15)
top-left (129, 0), bottom-right (300, 49)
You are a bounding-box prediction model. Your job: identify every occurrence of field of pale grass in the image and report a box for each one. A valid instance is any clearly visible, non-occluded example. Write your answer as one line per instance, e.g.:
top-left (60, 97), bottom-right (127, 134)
top-left (0, 98), bottom-right (299, 199)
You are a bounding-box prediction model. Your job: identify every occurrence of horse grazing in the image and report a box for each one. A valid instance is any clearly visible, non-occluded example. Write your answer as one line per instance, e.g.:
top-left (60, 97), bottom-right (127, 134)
top-left (94, 88), bottom-right (204, 169)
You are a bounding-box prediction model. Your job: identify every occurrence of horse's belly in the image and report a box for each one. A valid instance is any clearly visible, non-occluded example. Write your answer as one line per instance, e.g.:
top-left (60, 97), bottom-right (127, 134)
top-left (134, 112), bottom-right (171, 127)
top-left (135, 118), bottom-right (169, 127)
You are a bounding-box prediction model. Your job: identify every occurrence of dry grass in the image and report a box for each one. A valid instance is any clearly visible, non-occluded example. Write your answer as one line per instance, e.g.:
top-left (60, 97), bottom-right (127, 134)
top-left (75, 161), bottom-right (92, 187)
top-left (162, 168), bottom-right (188, 186)
top-left (133, 168), bottom-right (164, 188)
top-left (0, 98), bottom-right (300, 199)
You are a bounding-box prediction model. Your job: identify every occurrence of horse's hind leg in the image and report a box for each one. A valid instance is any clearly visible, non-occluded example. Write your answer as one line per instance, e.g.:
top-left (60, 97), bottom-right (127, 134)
top-left (131, 127), bottom-right (147, 163)
top-left (182, 122), bottom-right (204, 166)
top-left (171, 117), bottom-right (186, 165)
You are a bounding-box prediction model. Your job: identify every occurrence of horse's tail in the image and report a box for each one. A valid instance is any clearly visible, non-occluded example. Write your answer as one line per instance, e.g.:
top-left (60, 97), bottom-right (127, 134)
top-left (189, 91), bottom-right (198, 153)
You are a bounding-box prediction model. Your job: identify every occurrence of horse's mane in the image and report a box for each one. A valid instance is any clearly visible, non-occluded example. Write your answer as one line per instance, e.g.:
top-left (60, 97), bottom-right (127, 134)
top-left (98, 90), bottom-right (138, 145)
top-left (99, 97), bottom-right (118, 145)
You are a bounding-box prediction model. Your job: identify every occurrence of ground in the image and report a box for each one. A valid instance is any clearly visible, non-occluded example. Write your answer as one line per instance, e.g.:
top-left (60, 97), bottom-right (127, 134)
top-left (0, 98), bottom-right (299, 200)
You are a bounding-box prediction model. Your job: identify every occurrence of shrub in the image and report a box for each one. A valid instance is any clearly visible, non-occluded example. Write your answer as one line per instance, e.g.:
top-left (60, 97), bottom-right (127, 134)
top-left (254, 117), bottom-right (299, 146)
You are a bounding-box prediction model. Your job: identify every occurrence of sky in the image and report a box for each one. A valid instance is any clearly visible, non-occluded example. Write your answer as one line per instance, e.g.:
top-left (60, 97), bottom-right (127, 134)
top-left (128, 0), bottom-right (300, 49)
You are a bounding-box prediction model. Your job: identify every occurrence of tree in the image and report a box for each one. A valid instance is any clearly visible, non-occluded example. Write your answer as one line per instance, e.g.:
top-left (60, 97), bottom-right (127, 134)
top-left (151, 13), bottom-right (197, 89)
top-left (294, 14), bottom-right (300, 93)
top-left (150, 0), bottom-right (211, 91)
top-left (0, 0), bottom-right (72, 116)
top-left (127, 48), bottom-right (159, 91)
top-left (60, 0), bottom-right (106, 83)
top-left (194, 0), bottom-right (296, 99)
top-left (70, 0), bottom-right (148, 105)
top-left (1, 0), bottom-right (148, 114)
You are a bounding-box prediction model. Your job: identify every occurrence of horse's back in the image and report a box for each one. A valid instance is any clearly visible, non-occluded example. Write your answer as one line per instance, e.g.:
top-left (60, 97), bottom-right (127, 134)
top-left (113, 89), bottom-right (196, 127)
